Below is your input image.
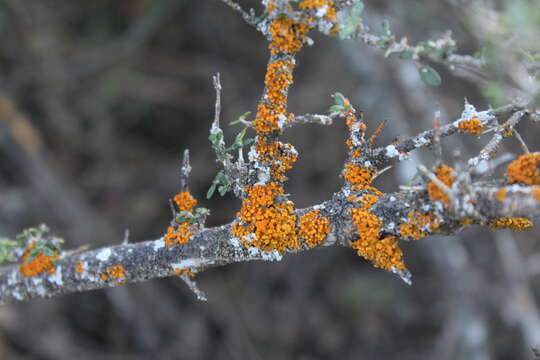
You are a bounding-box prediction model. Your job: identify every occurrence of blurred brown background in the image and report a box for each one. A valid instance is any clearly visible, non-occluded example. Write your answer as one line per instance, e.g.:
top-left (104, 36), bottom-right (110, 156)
top-left (0, 0), bottom-right (539, 359)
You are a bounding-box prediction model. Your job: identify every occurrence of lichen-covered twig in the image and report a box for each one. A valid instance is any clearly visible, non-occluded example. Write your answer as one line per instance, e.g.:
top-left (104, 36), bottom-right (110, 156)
top-left (2, 0), bottom-right (540, 305)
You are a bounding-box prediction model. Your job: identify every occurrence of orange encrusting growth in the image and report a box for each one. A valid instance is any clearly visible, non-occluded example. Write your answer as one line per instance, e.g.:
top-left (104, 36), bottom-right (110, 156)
top-left (349, 194), bottom-right (405, 271)
top-left (427, 165), bottom-right (455, 204)
top-left (496, 188), bottom-right (507, 201)
top-left (299, 0), bottom-right (337, 20)
top-left (488, 217), bottom-right (533, 231)
top-left (268, 16), bottom-right (311, 55)
top-left (299, 210), bottom-right (331, 248)
top-left (165, 190), bottom-right (198, 247)
top-left (175, 268), bottom-right (195, 277)
top-left (75, 262), bottom-right (84, 274)
top-left (19, 243), bottom-right (59, 278)
top-left (506, 153), bottom-right (540, 185)
top-left (458, 115), bottom-right (485, 134)
top-left (343, 163), bottom-right (376, 190)
top-left (232, 8), bottom-right (316, 253)
top-left (165, 223), bottom-right (191, 247)
top-left (100, 265), bottom-right (126, 282)
top-left (254, 139), bottom-right (297, 181)
top-left (232, 182), bottom-right (299, 252)
top-left (399, 210), bottom-right (441, 240)
top-left (533, 187), bottom-right (540, 202)
top-left (174, 191), bottom-right (197, 212)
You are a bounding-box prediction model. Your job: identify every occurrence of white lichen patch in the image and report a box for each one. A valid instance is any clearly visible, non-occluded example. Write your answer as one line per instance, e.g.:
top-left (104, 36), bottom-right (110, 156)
top-left (385, 145), bottom-right (400, 158)
top-left (260, 249), bottom-right (283, 262)
top-left (413, 137), bottom-right (429, 148)
top-left (153, 239), bottom-right (165, 251)
top-left (49, 266), bottom-right (63, 286)
top-left (229, 237), bottom-right (241, 248)
top-left (96, 248), bottom-right (112, 262)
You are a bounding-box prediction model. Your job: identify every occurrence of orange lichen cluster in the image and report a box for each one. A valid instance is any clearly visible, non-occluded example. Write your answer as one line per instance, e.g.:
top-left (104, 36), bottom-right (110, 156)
top-left (533, 187), bottom-right (540, 202)
top-left (458, 115), bottom-right (485, 135)
top-left (399, 210), bottom-right (441, 240)
top-left (461, 218), bottom-right (475, 227)
top-left (496, 188), bottom-right (507, 201)
top-left (232, 182), bottom-right (299, 252)
top-left (174, 191), bottom-right (197, 212)
top-left (299, 210), bottom-right (331, 248)
top-left (19, 243), bottom-right (59, 278)
top-left (298, 0), bottom-right (337, 20)
top-left (75, 262), bottom-right (84, 274)
top-left (165, 190), bottom-right (198, 247)
top-left (101, 265), bottom-right (126, 281)
top-left (254, 139), bottom-right (297, 181)
top-left (506, 153), bottom-right (540, 185)
top-left (343, 163), bottom-right (376, 190)
top-left (252, 60), bottom-right (296, 134)
top-left (165, 223), bottom-right (191, 247)
top-left (268, 15), bottom-right (311, 55)
top-left (427, 165), bottom-right (455, 204)
top-left (349, 193), bottom-right (405, 271)
top-left (174, 268), bottom-right (195, 277)
top-left (488, 217), bottom-right (533, 231)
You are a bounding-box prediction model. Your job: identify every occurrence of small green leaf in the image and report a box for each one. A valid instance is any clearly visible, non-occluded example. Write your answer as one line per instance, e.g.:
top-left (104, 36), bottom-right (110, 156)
top-left (328, 105), bottom-right (345, 113)
top-left (339, 1), bottom-right (364, 39)
top-left (381, 19), bottom-right (391, 37)
top-left (399, 50), bottom-right (414, 59)
top-left (206, 183), bottom-right (217, 199)
top-left (234, 127), bottom-right (248, 144)
top-left (229, 111), bottom-right (251, 126)
top-left (419, 65), bottom-right (442, 86)
top-left (243, 138), bottom-right (254, 146)
top-left (332, 92), bottom-right (346, 106)
top-left (218, 185), bottom-right (228, 196)
top-left (350, 0), bottom-right (364, 17)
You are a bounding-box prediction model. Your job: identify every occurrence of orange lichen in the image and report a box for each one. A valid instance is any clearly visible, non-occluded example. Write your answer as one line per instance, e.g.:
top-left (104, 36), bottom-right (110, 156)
top-left (254, 139), bottom-right (298, 181)
top-left (75, 262), bottom-right (84, 274)
top-left (427, 165), bottom-right (455, 204)
top-left (506, 153), bottom-right (540, 185)
top-left (175, 268), bottom-right (195, 277)
top-left (343, 163), bottom-right (375, 189)
top-left (299, 210), bottom-right (331, 248)
top-left (399, 210), bottom-right (441, 240)
top-left (174, 191), bottom-right (197, 212)
top-left (496, 188), bottom-right (507, 201)
top-left (533, 187), bottom-right (540, 202)
top-left (164, 223), bottom-right (191, 247)
top-left (101, 265), bottom-right (126, 281)
top-left (299, 0), bottom-right (337, 20)
top-left (232, 182), bottom-right (299, 252)
top-left (458, 115), bottom-right (485, 135)
top-left (350, 207), bottom-right (405, 271)
top-left (347, 185), bottom-right (406, 271)
top-left (488, 217), bottom-right (533, 231)
top-left (268, 16), bottom-right (311, 55)
top-left (19, 243), bottom-right (59, 278)
top-left (461, 218), bottom-right (475, 228)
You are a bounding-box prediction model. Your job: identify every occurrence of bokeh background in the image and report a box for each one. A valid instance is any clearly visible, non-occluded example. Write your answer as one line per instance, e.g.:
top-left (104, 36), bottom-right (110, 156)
top-left (0, 0), bottom-right (540, 359)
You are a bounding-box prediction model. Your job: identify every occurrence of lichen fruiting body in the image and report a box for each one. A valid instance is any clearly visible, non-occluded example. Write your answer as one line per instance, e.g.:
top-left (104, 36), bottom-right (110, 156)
top-left (299, 210), bottom-right (331, 248)
top-left (19, 243), bottom-right (59, 278)
top-left (506, 153), bottom-right (540, 185)
top-left (164, 190), bottom-right (198, 247)
top-left (458, 115), bottom-right (485, 134)
top-left (233, 8), bottom-right (316, 254)
top-left (399, 210), bottom-right (441, 240)
top-left (488, 217), bottom-right (533, 231)
top-left (427, 165), bottom-right (455, 204)
top-left (101, 265), bottom-right (126, 281)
